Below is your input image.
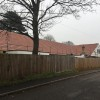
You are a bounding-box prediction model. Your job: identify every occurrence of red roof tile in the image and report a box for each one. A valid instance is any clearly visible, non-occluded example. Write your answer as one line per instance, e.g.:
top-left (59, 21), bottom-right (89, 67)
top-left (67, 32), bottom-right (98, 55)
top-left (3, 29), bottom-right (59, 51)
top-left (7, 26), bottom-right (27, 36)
top-left (0, 30), bottom-right (98, 55)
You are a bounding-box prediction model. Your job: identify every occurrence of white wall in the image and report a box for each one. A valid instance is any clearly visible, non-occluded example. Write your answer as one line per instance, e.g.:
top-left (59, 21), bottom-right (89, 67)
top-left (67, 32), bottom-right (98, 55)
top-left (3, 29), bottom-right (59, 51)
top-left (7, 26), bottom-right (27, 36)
top-left (6, 51), bottom-right (32, 54)
top-left (38, 52), bottom-right (49, 55)
top-left (75, 54), bottom-right (85, 58)
top-left (91, 45), bottom-right (100, 57)
top-left (6, 51), bottom-right (50, 55)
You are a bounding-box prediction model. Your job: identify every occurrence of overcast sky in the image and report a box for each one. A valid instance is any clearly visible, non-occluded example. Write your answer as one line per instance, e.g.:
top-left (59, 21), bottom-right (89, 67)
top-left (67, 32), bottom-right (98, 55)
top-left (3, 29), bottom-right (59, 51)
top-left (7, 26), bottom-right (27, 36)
top-left (42, 6), bottom-right (100, 45)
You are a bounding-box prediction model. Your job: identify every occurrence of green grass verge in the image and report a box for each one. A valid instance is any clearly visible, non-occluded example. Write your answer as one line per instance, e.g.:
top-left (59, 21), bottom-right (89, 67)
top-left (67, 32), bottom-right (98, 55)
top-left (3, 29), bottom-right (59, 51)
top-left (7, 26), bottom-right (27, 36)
top-left (0, 70), bottom-right (78, 87)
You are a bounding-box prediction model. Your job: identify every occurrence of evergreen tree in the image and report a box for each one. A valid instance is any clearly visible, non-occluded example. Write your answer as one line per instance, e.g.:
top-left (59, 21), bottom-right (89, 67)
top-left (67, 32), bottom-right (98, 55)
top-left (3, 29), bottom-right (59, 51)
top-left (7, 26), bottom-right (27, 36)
top-left (0, 11), bottom-right (27, 33)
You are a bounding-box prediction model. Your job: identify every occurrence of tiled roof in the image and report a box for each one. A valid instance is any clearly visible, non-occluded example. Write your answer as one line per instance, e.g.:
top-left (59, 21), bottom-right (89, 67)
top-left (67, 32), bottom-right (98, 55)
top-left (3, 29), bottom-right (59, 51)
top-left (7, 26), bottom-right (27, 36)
top-left (0, 30), bottom-right (33, 51)
top-left (74, 44), bottom-right (98, 55)
top-left (0, 30), bottom-right (98, 55)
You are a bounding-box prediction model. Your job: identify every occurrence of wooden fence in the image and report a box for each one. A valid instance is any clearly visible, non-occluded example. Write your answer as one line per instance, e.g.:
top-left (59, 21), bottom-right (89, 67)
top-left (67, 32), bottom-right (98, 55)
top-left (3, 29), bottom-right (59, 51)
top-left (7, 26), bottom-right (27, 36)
top-left (75, 58), bottom-right (100, 71)
top-left (0, 54), bottom-right (100, 81)
top-left (0, 54), bottom-right (75, 80)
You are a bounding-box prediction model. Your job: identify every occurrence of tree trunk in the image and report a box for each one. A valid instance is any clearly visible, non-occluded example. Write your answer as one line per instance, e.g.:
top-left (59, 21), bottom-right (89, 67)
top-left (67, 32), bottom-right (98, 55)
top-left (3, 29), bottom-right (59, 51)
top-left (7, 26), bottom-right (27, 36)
top-left (32, 31), bottom-right (39, 55)
top-left (32, 0), bottom-right (40, 55)
top-left (32, 19), bottom-right (39, 55)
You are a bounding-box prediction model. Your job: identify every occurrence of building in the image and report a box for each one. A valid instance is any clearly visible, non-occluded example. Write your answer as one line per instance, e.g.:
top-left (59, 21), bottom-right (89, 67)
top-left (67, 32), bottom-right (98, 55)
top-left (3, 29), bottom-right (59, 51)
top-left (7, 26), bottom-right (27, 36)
top-left (0, 30), bottom-right (99, 57)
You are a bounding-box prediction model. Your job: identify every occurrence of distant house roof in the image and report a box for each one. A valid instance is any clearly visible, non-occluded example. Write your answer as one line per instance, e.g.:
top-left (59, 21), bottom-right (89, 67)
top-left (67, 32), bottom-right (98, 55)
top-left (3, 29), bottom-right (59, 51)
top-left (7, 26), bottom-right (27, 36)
top-left (0, 30), bottom-right (98, 55)
top-left (74, 44), bottom-right (98, 56)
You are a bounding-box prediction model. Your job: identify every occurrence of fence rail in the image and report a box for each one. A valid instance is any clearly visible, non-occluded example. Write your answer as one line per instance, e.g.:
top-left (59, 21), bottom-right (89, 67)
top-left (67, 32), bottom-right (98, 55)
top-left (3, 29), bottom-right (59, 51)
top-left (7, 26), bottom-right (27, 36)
top-left (0, 54), bottom-right (100, 81)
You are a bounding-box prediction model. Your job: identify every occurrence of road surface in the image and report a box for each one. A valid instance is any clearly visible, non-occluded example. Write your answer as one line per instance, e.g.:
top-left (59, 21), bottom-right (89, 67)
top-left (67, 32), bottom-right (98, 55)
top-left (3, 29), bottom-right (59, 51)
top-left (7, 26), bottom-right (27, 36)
top-left (1, 71), bottom-right (100, 100)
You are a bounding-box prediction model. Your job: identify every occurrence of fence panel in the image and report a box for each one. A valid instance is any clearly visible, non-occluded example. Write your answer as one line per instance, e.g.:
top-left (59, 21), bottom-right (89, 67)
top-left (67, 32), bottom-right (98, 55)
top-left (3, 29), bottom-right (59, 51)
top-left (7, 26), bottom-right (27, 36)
top-left (0, 54), bottom-right (75, 81)
top-left (75, 58), bottom-right (100, 71)
top-left (1, 54), bottom-right (100, 81)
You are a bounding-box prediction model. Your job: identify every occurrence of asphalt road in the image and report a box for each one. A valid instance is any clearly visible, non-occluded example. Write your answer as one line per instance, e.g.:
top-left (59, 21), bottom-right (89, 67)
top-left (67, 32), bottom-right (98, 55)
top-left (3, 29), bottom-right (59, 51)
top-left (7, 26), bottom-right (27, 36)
top-left (1, 71), bottom-right (100, 100)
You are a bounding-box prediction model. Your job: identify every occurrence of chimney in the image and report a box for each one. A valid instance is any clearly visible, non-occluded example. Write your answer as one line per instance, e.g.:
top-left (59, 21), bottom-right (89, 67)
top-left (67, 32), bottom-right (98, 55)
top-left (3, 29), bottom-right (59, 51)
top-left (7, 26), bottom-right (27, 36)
top-left (82, 45), bottom-right (85, 55)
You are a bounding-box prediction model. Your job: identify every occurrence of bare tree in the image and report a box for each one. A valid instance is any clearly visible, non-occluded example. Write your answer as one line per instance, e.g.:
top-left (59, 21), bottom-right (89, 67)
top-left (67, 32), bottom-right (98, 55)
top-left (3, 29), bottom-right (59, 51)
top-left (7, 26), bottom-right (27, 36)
top-left (62, 41), bottom-right (74, 45)
top-left (0, 0), bottom-right (99, 54)
top-left (44, 34), bottom-right (56, 42)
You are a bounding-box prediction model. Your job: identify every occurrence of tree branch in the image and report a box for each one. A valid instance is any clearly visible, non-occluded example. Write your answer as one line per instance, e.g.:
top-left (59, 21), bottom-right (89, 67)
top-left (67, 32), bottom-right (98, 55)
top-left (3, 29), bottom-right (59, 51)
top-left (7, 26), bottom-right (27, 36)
top-left (38, 1), bottom-right (58, 22)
